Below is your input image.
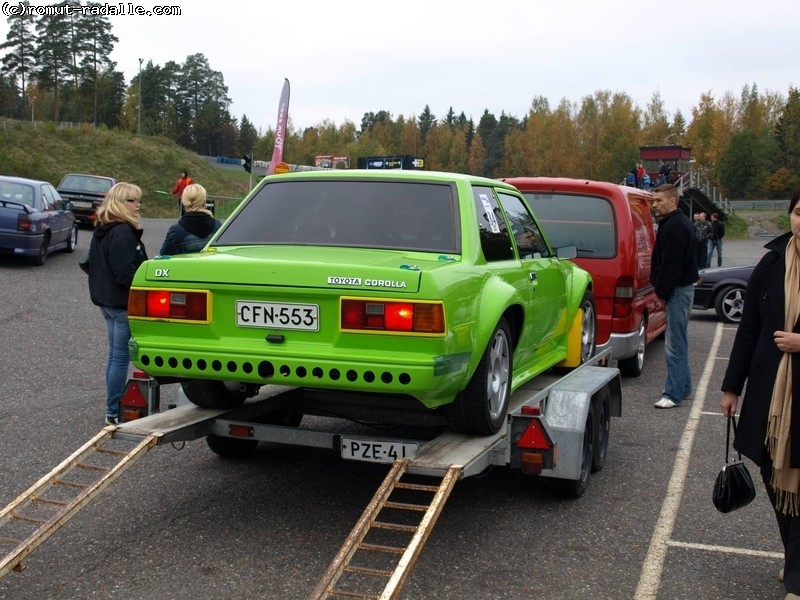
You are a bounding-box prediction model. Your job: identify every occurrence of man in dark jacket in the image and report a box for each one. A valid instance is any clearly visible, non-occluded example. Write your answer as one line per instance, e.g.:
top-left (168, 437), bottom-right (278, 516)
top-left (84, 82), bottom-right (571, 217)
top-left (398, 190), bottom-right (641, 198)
top-left (708, 212), bottom-right (725, 267)
top-left (651, 184), bottom-right (699, 408)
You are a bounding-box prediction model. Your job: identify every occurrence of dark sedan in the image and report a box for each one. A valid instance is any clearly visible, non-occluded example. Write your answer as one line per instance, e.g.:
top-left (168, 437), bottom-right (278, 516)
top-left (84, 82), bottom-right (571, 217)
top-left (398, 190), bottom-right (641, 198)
top-left (0, 175), bottom-right (78, 265)
top-left (693, 265), bottom-right (755, 323)
top-left (57, 174), bottom-right (117, 228)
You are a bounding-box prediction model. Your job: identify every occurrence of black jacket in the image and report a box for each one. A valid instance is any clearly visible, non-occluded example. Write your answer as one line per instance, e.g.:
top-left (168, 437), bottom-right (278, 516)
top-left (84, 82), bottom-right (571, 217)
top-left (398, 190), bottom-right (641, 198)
top-left (709, 220), bottom-right (725, 241)
top-left (651, 210), bottom-right (699, 301)
top-left (721, 232), bottom-right (800, 466)
top-left (159, 211), bottom-right (221, 256)
top-left (88, 222), bottom-right (147, 309)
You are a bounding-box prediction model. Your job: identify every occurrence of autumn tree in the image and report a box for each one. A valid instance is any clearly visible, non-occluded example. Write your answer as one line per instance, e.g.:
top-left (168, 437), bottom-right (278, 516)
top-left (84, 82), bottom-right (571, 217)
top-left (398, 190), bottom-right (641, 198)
top-left (641, 90), bottom-right (671, 146)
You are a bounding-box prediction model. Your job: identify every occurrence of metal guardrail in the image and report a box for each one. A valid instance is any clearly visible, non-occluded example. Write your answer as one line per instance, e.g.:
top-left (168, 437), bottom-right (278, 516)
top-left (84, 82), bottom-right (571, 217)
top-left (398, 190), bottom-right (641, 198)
top-left (727, 200), bottom-right (788, 211)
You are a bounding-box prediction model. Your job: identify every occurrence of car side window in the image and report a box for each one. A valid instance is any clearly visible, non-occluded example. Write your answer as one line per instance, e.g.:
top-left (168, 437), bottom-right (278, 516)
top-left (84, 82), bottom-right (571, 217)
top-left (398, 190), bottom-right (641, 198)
top-left (496, 192), bottom-right (550, 259)
top-left (472, 186), bottom-right (514, 262)
top-left (40, 185), bottom-right (54, 211)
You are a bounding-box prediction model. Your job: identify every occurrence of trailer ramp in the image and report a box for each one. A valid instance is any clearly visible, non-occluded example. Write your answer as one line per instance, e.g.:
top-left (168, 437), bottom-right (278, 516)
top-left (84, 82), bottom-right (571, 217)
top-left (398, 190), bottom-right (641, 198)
top-left (310, 459), bottom-right (460, 600)
top-left (0, 426), bottom-right (159, 579)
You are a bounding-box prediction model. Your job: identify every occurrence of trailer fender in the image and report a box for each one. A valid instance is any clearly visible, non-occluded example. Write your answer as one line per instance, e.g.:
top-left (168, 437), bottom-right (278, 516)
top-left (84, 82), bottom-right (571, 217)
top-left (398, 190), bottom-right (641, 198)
top-left (538, 367), bottom-right (621, 481)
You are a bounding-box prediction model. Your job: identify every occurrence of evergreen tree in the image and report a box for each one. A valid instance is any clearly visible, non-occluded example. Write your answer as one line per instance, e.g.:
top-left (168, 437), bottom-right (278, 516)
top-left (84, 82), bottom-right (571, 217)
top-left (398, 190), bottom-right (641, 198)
top-left (78, 3), bottom-right (118, 125)
top-left (239, 114), bottom-right (258, 155)
top-left (417, 104), bottom-right (435, 145)
top-left (776, 87), bottom-right (800, 174)
top-left (34, 1), bottom-right (73, 121)
top-left (1, 0), bottom-right (36, 117)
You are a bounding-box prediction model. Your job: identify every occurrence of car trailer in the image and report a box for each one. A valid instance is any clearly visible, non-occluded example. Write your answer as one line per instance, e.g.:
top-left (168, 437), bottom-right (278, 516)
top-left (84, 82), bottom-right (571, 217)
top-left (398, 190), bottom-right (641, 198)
top-left (0, 351), bottom-right (620, 599)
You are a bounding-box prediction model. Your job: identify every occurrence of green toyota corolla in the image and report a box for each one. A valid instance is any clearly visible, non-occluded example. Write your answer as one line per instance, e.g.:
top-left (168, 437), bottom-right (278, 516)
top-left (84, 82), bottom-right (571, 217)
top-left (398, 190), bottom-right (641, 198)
top-left (128, 170), bottom-right (595, 435)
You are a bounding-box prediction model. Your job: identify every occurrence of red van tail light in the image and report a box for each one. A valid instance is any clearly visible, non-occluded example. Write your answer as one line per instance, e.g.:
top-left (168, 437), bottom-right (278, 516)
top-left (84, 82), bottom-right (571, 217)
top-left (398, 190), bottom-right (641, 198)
top-left (613, 276), bottom-right (634, 318)
top-left (341, 298), bottom-right (445, 334)
top-left (128, 288), bottom-right (210, 322)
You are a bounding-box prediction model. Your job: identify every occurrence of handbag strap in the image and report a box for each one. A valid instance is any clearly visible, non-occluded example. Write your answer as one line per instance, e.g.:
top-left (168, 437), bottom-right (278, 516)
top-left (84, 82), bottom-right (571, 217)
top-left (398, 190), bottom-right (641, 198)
top-left (726, 414), bottom-right (742, 463)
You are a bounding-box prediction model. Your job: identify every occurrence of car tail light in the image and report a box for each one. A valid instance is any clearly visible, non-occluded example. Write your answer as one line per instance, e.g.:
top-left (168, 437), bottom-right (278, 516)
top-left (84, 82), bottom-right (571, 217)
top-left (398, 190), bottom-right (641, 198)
top-left (128, 288), bottom-right (210, 322)
top-left (341, 298), bottom-right (445, 334)
top-left (17, 214), bottom-right (32, 233)
top-left (612, 275), bottom-right (634, 318)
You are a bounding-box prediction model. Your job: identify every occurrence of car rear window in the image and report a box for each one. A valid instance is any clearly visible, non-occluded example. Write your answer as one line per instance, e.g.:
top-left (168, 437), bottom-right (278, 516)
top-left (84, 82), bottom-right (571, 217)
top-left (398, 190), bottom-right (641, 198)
top-left (59, 175), bottom-right (113, 193)
top-left (522, 192), bottom-right (615, 258)
top-left (214, 179), bottom-right (459, 253)
top-left (0, 182), bottom-right (34, 206)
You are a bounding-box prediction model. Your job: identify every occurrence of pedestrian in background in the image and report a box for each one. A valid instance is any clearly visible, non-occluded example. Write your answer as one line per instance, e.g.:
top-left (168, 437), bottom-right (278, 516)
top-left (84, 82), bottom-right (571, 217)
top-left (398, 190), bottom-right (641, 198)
top-left (720, 190), bottom-right (800, 599)
top-left (171, 170), bottom-right (192, 216)
top-left (693, 211), bottom-right (712, 269)
top-left (651, 183), bottom-right (699, 409)
top-left (708, 212), bottom-right (725, 267)
top-left (160, 183), bottom-right (222, 256)
top-left (86, 182), bottom-right (148, 425)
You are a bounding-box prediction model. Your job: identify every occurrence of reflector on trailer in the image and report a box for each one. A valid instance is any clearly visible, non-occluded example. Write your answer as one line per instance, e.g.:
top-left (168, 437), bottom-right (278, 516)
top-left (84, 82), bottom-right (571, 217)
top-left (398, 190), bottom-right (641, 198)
top-left (521, 453), bottom-right (544, 475)
top-left (516, 418), bottom-right (552, 450)
top-left (228, 425), bottom-right (254, 438)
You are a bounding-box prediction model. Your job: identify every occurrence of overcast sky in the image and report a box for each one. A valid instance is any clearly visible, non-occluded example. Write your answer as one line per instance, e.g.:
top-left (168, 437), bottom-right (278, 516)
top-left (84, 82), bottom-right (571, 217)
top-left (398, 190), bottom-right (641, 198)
top-left (2, 0), bottom-right (797, 133)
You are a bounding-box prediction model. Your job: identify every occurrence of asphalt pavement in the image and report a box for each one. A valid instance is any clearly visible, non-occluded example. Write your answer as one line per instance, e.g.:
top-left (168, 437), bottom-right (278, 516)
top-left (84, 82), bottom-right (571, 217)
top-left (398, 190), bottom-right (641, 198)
top-left (0, 222), bottom-right (789, 600)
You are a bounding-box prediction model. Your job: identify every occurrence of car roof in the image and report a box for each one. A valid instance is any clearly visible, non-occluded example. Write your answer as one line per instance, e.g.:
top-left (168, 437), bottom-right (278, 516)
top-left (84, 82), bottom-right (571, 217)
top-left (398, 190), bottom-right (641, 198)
top-left (266, 169), bottom-right (520, 192)
top-left (59, 174), bottom-right (116, 182)
top-left (500, 176), bottom-right (652, 198)
top-left (0, 174), bottom-right (51, 186)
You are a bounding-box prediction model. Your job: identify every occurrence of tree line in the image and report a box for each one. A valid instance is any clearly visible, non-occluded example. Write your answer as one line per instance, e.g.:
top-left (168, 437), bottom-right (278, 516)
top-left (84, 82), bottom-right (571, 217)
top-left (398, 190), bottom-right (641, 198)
top-left (2, 3), bottom-right (799, 199)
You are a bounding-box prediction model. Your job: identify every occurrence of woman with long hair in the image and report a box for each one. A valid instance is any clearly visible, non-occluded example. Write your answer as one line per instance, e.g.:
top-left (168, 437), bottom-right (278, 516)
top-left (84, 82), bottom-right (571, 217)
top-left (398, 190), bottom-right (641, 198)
top-left (86, 182), bottom-right (148, 424)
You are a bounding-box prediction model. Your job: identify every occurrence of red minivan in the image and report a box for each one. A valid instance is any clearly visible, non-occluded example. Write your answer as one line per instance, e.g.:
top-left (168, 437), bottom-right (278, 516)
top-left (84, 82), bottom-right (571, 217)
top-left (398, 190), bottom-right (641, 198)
top-left (502, 177), bottom-right (665, 377)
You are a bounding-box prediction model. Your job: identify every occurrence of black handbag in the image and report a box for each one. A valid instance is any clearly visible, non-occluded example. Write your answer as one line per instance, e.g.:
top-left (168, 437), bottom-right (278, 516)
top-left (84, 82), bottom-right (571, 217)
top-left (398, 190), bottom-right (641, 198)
top-left (712, 414), bottom-right (756, 513)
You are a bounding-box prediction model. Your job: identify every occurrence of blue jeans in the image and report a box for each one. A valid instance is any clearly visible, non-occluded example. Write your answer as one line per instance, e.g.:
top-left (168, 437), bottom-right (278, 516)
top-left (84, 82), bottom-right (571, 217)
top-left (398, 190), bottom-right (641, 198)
top-left (708, 239), bottom-right (722, 267)
top-left (100, 307), bottom-right (131, 418)
top-left (663, 285), bottom-right (693, 402)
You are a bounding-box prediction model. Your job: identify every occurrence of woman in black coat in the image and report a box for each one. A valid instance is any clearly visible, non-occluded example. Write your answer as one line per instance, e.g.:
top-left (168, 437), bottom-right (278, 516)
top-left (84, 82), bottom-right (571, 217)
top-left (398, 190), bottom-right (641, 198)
top-left (721, 190), bottom-right (800, 598)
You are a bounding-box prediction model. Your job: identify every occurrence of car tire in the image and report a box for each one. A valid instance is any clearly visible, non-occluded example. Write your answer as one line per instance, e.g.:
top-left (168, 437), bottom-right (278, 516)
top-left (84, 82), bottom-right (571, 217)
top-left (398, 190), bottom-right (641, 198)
top-left (260, 411), bottom-right (303, 427)
top-left (181, 380), bottom-right (253, 409)
top-left (65, 225), bottom-right (78, 253)
top-left (32, 233), bottom-right (50, 266)
top-left (714, 285), bottom-right (745, 324)
top-left (619, 318), bottom-right (646, 377)
top-left (206, 433), bottom-right (258, 458)
top-left (579, 291), bottom-right (597, 364)
top-left (446, 318), bottom-right (512, 435)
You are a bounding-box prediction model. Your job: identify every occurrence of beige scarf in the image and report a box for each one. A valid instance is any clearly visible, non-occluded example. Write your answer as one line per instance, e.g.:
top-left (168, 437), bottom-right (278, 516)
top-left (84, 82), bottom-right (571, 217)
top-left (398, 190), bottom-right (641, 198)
top-left (766, 235), bottom-right (800, 515)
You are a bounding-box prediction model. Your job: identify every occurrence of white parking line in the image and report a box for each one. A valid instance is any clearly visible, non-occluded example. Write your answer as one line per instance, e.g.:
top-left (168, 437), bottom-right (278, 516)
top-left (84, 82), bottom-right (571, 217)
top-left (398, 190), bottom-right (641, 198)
top-left (667, 540), bottom-right (782, 559)
top-left (634, 321), bottom-right (724, 599)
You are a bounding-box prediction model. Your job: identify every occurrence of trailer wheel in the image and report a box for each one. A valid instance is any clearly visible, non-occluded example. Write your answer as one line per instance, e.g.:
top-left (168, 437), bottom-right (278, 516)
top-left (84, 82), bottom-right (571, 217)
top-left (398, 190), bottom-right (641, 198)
top-left (591, 386), bottom-right (611, 473)
top-left (181, 380), bottom-right (253, 409)
top-left (206, 434), bottom-right (258, 458)
top-left (553, 406), bottom-right (594, 498)
top-left (446, 318), bottom-right (512, 435)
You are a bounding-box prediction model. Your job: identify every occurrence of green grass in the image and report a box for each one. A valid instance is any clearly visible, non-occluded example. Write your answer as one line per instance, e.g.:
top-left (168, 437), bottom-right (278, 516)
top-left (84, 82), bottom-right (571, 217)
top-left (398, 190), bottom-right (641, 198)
top-left (0, 119), bottom-right (252, 219)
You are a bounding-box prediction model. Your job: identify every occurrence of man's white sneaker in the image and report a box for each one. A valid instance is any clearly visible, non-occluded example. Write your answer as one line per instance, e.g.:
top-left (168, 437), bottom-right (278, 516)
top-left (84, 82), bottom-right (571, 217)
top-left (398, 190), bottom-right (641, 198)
top-left (654, 397), bottom-right (680, 409)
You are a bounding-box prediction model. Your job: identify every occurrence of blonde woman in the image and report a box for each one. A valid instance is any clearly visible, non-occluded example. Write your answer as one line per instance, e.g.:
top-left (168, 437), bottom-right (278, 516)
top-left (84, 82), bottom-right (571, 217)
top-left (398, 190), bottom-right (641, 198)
top-left (159, 183), bottom-right (221, 256)
top-left (86, 182), bottom-right (148, 424)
